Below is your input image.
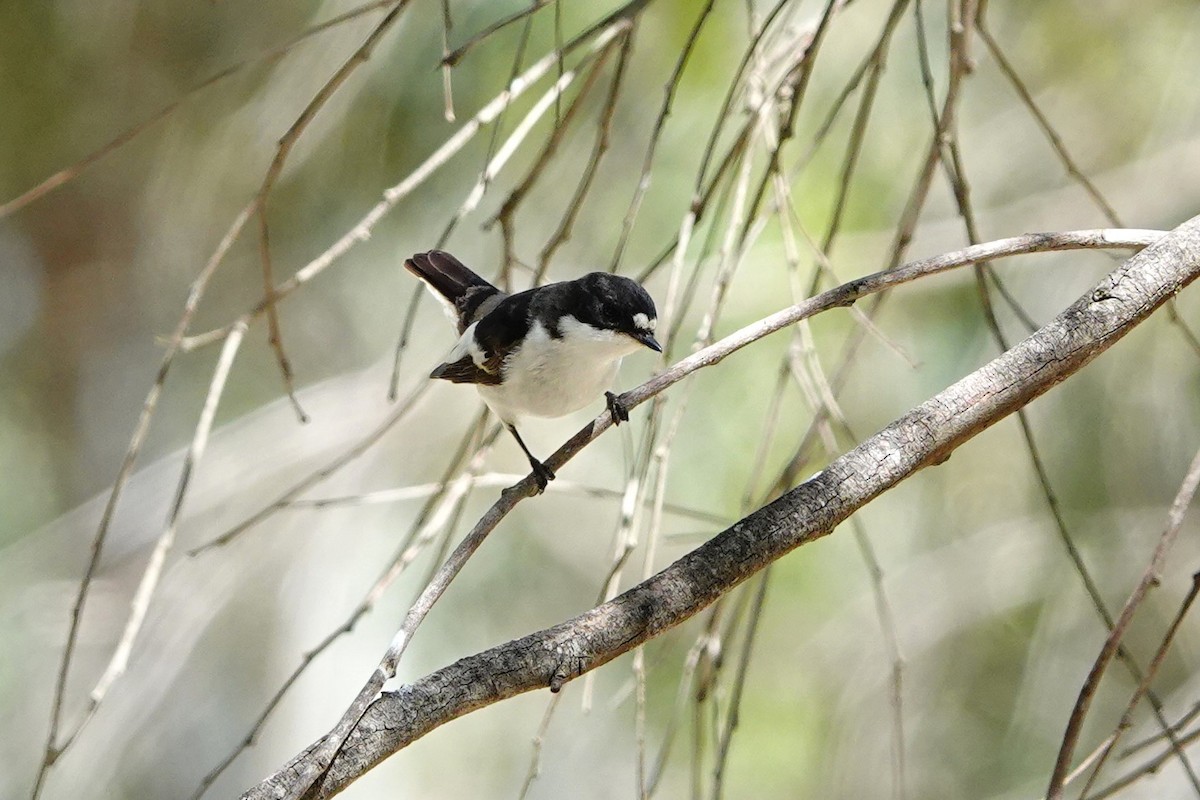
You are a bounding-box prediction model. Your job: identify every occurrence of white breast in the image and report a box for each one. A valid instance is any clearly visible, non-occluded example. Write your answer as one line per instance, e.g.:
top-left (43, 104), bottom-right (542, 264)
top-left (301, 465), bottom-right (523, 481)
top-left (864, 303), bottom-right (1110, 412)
top-left (478, 317), bottom-right (641, 424)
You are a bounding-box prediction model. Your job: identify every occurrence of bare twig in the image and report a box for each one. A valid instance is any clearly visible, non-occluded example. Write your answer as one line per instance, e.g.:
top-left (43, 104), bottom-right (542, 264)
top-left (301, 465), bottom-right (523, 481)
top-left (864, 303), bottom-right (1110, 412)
top-left (0, 0), bottom-right (398, 219)
top-left (93, 320), bottom-right (248, 703)
top-left (1089, 715), bottom-right (1200, 799)
top-left (1079, 571), bottom-right (1200, 797)
top-left (442, 0), bottom-right (554, 67)
top-left (440, 0), bottom-right (455, 122)
top-left (1046, 445), bottom-right (1200, 800)
top-left (30, 200), bottom-right (256, 800)
top-left (536, 31), bottom-right (635, 278)
top-left (250, 0), bottom-right (413, 420)
top-left (608, 0), bottom-right (717, 273)
top-left (188, 418), bottom-right (495, 799)
top-left (189, 378), bottom-right (433, 555)
top-left (517, 692), bottom-right (564, 799)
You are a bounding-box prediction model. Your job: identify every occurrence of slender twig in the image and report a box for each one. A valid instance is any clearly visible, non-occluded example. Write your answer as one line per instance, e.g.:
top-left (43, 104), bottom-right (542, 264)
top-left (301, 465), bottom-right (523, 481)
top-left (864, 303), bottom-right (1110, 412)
top-left (608, 0), bottom-right (716, 274)
top-left (537, 30), bottom-right (635, 279)
top-left (489, 35), bottom-right (617, 277)
top-left (946, 3), bottom-right (1199, 787)
top-left (189, 378), bottom-right (433, 555)
top-left (440, 48), bottom-right (596, 247)
top-left (1046, 446), bottom-right (1200, 800)
top-left (0, 0), bottom-right (398, 220)
top-left (251, 0), bottom-right (413, 420)
top-left (1121, 702), bottom-right (1200, 760)
top-left (442, 0), bottom-right (554, 67)
top-left (440, 0), bottom-right (455, 122)
top-left (283, 475), bottom-right (725, 524)
top-left (1089, 717), bottom-right (1200, 799)
top-left (92, 320), bottom-right (248, 703)
top-left (819, 0), bottom-right (911, 255)
top-left (190, 417), bottom-right (496, 799)
top-left (710, 568), bottom-right (772, 800)
top-left (30, 199), bottom-right (256, 800)
top-left (975, 0), bottom-right (1200, 359)
top-left (693, 0), bottom-right (795, 194)
top-left (974, 4), bottom-right (1120, 226)
top-left (1079, 571), bottom-right (1200, 797)
top-left (257, 208), bottom-right (308, 422)
top-left (387, 285), bottom-right (425, 402)
top-left (35, 320), bottom-right (247, 800)
top-left (517, 692), bottom-right (564, 799)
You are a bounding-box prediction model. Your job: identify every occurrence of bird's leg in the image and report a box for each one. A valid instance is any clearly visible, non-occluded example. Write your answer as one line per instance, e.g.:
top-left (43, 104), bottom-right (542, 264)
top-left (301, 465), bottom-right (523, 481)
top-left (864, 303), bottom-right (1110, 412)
top-left (506, 424), bottom-right (554, 491)
top-left (605, 391), bottom-right (629, 425)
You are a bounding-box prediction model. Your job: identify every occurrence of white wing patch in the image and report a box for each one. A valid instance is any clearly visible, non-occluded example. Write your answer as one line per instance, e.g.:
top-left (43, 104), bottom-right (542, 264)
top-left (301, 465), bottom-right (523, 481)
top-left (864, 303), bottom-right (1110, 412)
top-left (445, 321), bottom-right (489, 367)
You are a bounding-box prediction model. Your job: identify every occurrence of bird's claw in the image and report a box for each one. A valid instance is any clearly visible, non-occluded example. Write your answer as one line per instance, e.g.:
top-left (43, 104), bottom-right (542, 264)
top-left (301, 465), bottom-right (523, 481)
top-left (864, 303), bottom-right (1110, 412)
top-left (531, 459), bottom-right (555, 492)
top-left (605, 391), bottom-right (630, 425)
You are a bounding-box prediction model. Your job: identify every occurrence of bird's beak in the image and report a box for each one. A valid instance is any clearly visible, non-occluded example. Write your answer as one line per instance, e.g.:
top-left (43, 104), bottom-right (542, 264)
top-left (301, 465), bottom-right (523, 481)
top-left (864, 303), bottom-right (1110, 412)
top-left (633, 330), bottom-right (662, 352)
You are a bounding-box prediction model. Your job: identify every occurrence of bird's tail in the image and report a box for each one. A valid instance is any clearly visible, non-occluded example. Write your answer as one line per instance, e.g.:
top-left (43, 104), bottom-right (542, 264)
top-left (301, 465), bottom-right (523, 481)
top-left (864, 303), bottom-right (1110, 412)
top-left (404, 250), bottom-right (500, 331)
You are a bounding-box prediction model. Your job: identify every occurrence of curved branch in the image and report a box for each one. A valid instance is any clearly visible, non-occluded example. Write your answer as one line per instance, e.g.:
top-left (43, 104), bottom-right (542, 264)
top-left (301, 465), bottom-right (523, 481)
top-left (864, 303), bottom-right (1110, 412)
top-left (242, 218), bottom-right (1200, 799)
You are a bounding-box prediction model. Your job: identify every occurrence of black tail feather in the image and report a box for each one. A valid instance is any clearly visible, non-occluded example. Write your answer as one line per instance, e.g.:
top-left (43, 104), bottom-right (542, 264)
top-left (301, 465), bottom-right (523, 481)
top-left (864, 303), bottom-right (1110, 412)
top-left (404, 250), bottom-right (500, 331)
top-left (404, 250), bottom-right (495, 303)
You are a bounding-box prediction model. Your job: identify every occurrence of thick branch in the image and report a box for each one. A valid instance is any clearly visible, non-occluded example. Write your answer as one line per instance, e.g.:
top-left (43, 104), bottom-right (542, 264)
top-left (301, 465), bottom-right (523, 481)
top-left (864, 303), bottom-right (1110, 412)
top-left (245, 215), bottom-right (1200, 799)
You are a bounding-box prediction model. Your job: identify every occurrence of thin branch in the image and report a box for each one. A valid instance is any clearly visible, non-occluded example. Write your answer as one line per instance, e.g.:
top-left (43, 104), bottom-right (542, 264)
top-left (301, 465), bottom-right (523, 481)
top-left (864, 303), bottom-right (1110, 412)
top-left (1089, 713), bottom-right (1200, 799)
top-left (710, 568), bottom-right (772, 799)
top-left (91, 320), bottom-right (248, 704)
top-left (536, 30), bottom-right (635, 278)
top-left (517, 692), bottom-right (564, 799)
top-left (440, 0), bottom-right (455, 122)
top-left (1121, 702), bottom-right (1200, 760)
top-left (442, 0), bottom-right (554, 67)
top-left (975, 0), bottom-right (1200, 359)
top-left (974, 4), bottom-right (1121, 226)
top-left (489, 41), bottom-right (617, 278)
top-left (251, 0), bottom-right (413, 420)
top-left (608, 0), bottom-right (717, 273)
top-left (1079, 570), bottom-right (1200, 797)
top-left (189, 378), bottom-right (432, 555)
top-left (1046, 445), bottom-right (1200, 800)
top-left (283, 475), bottom-right (725, 525)
top-left (35, 320), bottom-right (248, 800)
top-left (193, 418), bottom-right (496, 800)
top-left (30, 199), bottom-right (256, 800)
top-left (0, 0), bottom-right (398, 219)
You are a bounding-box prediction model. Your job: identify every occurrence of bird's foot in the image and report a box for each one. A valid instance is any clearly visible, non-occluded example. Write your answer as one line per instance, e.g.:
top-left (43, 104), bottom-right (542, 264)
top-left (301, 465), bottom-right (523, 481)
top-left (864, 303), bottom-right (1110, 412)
top-left (530, 459), bottom-right (556, 492)
top-left (605, 391), bottom-right (630, 425)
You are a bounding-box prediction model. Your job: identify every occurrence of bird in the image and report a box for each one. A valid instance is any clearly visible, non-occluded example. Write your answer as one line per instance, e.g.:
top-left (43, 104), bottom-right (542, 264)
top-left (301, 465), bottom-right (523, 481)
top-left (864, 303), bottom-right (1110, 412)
top-left (404, 250), bottom-right (661, 490)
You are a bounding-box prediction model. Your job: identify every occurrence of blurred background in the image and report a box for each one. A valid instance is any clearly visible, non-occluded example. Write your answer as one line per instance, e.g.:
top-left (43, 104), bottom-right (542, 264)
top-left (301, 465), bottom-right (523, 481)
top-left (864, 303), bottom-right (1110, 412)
top-left (2, 0), bottom-right (1200, 798)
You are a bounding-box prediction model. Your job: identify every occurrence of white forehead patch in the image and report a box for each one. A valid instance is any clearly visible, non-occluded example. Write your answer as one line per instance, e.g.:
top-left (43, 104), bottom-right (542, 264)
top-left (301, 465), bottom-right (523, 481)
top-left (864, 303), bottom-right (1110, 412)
top-left (633, 312), bottom-right (656, 332)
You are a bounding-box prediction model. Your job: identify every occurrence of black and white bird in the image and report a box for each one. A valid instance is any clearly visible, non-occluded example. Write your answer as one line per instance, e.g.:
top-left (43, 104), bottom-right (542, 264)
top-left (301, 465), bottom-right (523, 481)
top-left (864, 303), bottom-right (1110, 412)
top-left (404, 250), bottom-right (661, 490)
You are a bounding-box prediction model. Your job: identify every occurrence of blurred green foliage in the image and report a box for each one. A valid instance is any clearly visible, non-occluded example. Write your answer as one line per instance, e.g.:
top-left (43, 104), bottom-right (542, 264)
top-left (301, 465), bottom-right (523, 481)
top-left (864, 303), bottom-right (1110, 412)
top-left (3, 1), bottom-right (1200, 798)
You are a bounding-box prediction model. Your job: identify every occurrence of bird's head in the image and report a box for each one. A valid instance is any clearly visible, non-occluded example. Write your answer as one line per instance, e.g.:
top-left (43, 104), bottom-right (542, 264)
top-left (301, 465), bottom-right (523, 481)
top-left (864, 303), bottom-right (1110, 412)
top-left (577, 272), bottom-right (662, 353)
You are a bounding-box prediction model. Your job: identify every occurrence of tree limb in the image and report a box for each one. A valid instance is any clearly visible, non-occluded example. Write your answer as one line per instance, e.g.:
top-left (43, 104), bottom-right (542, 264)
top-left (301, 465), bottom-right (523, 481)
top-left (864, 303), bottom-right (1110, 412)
top-left (242, 215), bottom-right (1200, 799)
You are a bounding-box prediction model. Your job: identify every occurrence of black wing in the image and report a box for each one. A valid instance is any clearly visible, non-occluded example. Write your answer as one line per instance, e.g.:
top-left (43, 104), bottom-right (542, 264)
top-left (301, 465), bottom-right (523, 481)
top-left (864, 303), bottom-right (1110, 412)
top-left (428, 288), bottom-right (539, 386)
top-left (429, 354), bottom-right (502, 385)
top-left (404, 250), bottom-right (502, 333)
